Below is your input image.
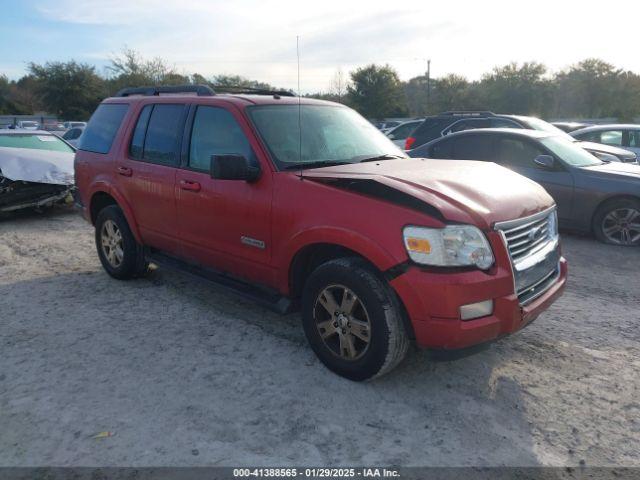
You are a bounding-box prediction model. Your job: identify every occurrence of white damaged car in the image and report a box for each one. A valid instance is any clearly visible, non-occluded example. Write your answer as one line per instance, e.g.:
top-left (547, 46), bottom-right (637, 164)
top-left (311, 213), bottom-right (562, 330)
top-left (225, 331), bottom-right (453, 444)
top-left (0, 130), bottom-right (75, 213)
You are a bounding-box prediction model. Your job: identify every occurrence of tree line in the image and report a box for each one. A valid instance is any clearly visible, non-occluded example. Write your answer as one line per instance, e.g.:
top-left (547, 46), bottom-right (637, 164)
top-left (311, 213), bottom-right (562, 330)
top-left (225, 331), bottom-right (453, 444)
top-left (1, 48), bottom-right (639, 122)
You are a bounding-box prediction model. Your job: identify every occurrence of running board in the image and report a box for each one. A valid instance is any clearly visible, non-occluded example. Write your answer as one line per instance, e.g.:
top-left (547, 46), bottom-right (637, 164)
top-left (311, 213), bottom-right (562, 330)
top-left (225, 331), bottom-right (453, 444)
top-left (146, 250), bottom-right (293, 315)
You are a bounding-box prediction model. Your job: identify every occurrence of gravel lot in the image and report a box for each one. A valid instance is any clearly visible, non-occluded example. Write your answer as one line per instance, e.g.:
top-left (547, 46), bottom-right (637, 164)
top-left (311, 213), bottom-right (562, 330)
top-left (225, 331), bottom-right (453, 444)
top-left (1, 206), bottom-right (639, 467)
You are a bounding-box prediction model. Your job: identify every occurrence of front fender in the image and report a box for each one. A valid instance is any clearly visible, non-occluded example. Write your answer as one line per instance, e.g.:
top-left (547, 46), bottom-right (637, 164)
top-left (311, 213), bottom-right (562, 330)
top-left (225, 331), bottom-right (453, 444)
top-left (275, 226), bottom-right (406, 293)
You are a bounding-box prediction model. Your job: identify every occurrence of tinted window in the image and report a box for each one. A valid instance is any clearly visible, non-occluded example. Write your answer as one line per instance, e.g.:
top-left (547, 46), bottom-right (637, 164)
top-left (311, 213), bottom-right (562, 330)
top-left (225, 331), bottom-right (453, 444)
top-left (575, 131), bottom-right (600, 142)
top-left (189, 106), bottom-right (254, 171)
top-left (491, 118), bottom-right (521, 129)
top-left (411, 118), bottom-right (455, 146)
top-left (495, 137), bottom-right (544, 168)
top-left (63, 128), bottom-right (81, 140)
top-left (451, 135), bottom-right (494, 160)
top-left (628, 130), bottom-right (640, 147)
top-left (142, 104), bottom-right (184, 165)
top-left (129, 105), bottom-right (152, 160)
top-left (600, 130), bottom-right (623, 146)
top-left (429, 138), bottom-right (453, 158)
top-left (445, 118), bottom-right (490, 135)
top-left (79, 103), bottom-right (128, 154)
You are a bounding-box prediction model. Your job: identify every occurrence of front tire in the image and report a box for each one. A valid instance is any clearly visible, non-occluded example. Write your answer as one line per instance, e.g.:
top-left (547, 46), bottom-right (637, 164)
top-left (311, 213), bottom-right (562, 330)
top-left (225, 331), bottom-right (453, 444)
top-left (95, 205), bottom-right (148, 279)
top-left (593, 198), bottom-right (640, 246)
top-left (301, 257), bottom-right (409, 381)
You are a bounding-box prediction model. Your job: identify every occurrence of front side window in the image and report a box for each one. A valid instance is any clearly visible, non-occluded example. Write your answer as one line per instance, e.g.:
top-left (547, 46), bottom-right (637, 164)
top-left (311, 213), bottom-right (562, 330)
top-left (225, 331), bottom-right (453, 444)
top-left (248, 105), bottom-right (404, 169)
top-left (429, 138), bottom-right (453, 158)
top-left (63, 128), bottom-right (81, 140)
top-left (495, 137), bottom-right (545, 168)
top-left (79, 103), bottom-right (128, 154)
top-left (189, 106), bottom-right (254, 171)
top-left (600, 130), bottom-right (623, 146)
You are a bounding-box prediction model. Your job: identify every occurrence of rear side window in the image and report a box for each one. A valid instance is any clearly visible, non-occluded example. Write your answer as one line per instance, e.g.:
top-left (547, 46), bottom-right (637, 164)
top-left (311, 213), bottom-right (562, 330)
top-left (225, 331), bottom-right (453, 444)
top-left (129, 104), bottom-right (184, 165)
top-left (451, 135), bottom-right (494, 160)
top-left (79, 103), bottom-right (128, 154)
top-left (188, 106), bottom-right (255, 171)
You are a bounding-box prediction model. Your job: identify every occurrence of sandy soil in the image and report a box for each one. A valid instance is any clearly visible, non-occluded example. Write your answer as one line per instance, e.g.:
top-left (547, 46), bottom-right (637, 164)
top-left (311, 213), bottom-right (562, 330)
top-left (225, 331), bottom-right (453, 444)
top-left (0, 206), bottom-right (638, 467)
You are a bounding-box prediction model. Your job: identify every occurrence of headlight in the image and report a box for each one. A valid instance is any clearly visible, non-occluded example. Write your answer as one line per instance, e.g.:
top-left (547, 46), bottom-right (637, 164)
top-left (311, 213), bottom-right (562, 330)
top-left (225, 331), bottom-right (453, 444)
top-left (403, 225), bottom-right (494, 269)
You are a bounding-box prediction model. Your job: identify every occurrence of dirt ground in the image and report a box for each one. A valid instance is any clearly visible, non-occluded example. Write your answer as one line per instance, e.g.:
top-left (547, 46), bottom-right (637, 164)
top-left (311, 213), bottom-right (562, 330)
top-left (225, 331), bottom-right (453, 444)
top-left (0, 206), bottom-right (638, 467)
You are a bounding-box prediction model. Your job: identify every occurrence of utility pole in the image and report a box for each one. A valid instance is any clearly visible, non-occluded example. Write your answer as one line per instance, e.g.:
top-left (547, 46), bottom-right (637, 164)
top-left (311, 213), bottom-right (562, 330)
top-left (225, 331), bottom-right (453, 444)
top-left (426, 59), bottom-right (431, 114)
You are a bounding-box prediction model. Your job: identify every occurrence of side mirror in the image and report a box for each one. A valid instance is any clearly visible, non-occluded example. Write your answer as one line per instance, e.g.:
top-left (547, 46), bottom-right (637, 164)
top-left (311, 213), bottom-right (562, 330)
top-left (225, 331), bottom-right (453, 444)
top-left (210, 154), bottom-right (260, 182)
top-left (534, 154), bottom-right (555, 169)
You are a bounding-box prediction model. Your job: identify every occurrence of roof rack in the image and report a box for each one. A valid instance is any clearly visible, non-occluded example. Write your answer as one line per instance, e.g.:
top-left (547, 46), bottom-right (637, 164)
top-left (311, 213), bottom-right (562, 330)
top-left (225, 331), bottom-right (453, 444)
top-left (114, 84), bottom-right (215, 97)
top-left (213, 85), bottom-right (296, 97)
top-left (440, 110), bottom-right (495, 116)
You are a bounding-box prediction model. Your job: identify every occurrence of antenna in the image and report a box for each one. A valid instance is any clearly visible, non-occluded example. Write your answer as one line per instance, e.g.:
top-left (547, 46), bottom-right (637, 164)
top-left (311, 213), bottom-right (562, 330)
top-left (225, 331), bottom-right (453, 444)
top-left (297, 35), bottom-right (303, 179)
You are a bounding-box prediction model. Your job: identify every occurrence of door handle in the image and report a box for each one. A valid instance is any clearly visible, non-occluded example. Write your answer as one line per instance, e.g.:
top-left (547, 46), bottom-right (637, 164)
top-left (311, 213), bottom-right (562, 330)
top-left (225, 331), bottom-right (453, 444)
top-left (180, 180), bottom-right (201, 192)
top-left (116, 166), bottom-right (132, 177)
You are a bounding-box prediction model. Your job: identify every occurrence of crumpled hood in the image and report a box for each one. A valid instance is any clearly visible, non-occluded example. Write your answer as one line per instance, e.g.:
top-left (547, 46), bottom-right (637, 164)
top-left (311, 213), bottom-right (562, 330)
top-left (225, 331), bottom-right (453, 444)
top-left (0, 147), bottom-right (75, 185)
top-left (302, 158), bottom-right (554, 229)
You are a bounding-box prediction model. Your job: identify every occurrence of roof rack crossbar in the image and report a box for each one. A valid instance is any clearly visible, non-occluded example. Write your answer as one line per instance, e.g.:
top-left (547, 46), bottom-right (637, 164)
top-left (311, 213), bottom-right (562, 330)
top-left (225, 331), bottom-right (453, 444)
top-left (213, 85), bottom-right (296, 97)
top-left (115, 84), bottom-right (215, 97)
top-left (440, 110), bottom-right (496, 116)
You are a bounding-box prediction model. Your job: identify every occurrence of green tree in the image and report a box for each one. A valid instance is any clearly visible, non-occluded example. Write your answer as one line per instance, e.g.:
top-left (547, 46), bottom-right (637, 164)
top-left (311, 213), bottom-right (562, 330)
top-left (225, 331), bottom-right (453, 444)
top-left (554, 59), bottom-right (623, 118)
top-left (106, 48), bottom-right (189, 93)
top-left (28, 61), bottom-right (104, 119)
top-left (478, 62), bottom-right (551, 115)
top-left (347, 64), bottom-right (407, 119)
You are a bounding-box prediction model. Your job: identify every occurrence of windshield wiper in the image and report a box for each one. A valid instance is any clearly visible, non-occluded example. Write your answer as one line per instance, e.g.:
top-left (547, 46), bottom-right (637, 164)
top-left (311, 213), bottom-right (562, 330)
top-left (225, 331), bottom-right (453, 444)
top-left (282, 160), bottom-right (351, 171)
top-left (356, 154), bottom-right (405, 163)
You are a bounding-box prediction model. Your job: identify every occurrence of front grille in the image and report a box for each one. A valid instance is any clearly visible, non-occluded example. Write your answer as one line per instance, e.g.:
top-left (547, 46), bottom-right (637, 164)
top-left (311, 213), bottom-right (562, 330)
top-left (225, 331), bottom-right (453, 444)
top-left (495, 207), bottom-right (560, 305)
top-left (501, 213), bottom-right (552, 261)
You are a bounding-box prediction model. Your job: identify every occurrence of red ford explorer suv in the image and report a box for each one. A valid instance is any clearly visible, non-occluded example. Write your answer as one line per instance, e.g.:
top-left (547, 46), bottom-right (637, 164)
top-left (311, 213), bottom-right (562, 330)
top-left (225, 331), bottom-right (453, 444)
top-left (74, 85), bottom-right (567, 380)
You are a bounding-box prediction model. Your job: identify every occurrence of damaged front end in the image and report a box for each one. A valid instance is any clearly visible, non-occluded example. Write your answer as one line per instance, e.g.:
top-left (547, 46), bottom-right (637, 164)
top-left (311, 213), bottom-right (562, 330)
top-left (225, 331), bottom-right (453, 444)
top-left (0, 147), bottom-right (75, 213)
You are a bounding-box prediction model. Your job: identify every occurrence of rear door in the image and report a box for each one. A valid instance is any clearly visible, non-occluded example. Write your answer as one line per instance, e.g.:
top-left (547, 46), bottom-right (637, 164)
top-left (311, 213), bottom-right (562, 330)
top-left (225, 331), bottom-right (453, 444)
top-left (494, 135), bottom-right (575, 222)
top-left (174, 103), bottom-right (274, 286)
top-left (117, 102), bottom-right (187, 254)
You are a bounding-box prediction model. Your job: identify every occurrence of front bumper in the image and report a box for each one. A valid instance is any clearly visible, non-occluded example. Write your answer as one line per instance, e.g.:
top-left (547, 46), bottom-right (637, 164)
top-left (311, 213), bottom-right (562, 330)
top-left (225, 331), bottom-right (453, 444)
top-left (390, 257), bottom-right (568, 349)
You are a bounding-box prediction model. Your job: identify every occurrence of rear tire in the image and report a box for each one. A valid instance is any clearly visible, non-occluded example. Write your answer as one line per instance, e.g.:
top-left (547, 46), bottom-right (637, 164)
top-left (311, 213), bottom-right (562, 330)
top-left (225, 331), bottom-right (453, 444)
top-left (301, 257), bottom-right (409, 381)
top-left (593, 198), bottom-right (640, 246)
top-left (95, 205), bottom-right (148, 279)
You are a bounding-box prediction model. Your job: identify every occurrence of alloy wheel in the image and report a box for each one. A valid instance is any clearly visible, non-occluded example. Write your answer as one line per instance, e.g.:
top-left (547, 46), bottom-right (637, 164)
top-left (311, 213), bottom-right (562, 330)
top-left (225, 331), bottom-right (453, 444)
top-left (313, 284), bottom-right (371, 361)
top-left (602, 208), bottom-right (640, 245)
top-left (101, 219), bottom-right (124, 267)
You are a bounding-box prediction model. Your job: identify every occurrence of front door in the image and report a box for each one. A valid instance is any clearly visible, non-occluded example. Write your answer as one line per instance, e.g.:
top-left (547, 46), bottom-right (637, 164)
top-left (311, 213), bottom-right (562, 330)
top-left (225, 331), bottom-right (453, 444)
top-left (174, 104), bottom-right (274, 286)
top-left (494, 136), bottom-right (575, 223)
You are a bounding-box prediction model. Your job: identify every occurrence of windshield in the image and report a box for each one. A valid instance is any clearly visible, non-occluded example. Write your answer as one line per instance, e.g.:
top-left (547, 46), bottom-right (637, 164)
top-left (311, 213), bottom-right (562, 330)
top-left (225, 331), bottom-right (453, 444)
top-left (540, 135), bottom-right (603, 167)
top-left (248, 104), bottom-right (405, 169)
top-left (0, 134), bottom-right (75, 153)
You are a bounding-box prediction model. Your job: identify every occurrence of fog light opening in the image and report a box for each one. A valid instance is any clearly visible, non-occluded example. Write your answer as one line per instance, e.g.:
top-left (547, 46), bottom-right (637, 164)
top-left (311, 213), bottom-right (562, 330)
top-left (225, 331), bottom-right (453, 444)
top-left (460, 299), bottom-right (494, 321)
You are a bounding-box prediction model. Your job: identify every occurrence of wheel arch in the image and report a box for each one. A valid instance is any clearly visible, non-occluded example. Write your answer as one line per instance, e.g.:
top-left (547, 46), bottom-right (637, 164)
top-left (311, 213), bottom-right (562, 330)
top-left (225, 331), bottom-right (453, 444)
top-left (591, 194), bottom-right (640, 232)
top-left (88, 188), bottom-right (142, 243)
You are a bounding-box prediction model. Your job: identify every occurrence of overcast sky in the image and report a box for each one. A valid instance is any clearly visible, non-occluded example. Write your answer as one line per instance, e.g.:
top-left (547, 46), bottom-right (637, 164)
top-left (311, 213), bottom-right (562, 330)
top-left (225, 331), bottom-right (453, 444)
top-left (1, 0), bottom-right (638, 92)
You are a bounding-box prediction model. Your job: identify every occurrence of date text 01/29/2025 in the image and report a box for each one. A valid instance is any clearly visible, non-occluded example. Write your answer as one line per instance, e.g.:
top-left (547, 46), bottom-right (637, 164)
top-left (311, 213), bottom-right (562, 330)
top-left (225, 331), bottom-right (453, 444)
top-left (232, 468), bottom-right (400, 478)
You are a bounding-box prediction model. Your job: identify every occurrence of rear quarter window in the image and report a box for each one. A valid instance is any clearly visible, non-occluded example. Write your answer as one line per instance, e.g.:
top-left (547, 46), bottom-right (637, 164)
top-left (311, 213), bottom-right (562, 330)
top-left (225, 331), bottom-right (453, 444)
top-left (78, 103), bottom-right (129, 154)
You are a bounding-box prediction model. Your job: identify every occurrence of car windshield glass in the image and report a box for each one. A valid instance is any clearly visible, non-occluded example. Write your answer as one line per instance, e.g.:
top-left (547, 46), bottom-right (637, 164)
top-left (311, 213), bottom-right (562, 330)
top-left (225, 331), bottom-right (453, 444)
top-left (248, 104), bottom-right (405, 169)
top-left (522, 117), bottom-right (571, 138)
top-left (0, 134), bottom-right (74, 153)
top-left (540, 135), bottom-right (603, 167)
